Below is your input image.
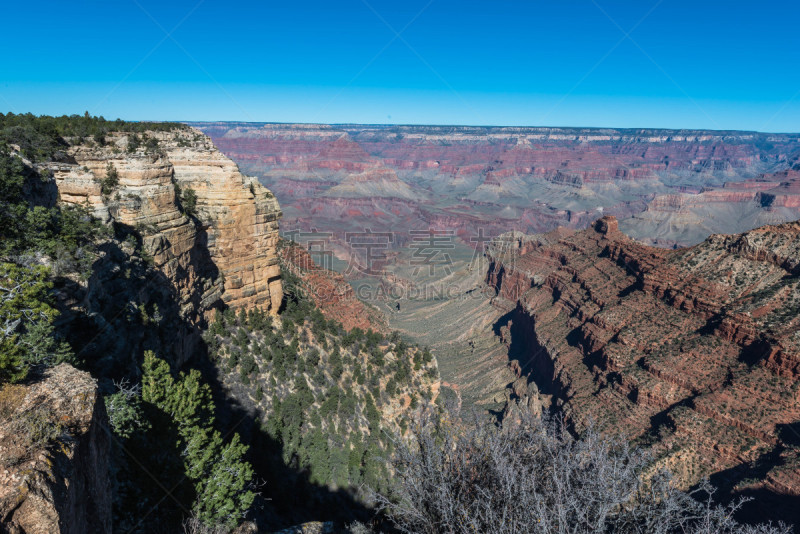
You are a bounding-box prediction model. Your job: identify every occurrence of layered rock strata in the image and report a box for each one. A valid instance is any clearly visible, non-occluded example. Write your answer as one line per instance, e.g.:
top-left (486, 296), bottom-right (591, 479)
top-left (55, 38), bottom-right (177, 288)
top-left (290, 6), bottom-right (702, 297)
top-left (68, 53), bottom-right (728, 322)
top-left (280, 242), bottom-right (387, 332)
top-left (194, 122), bottom-right (800, 253)
top-left (486, 216), bottom-right (800, 507)
top-left (50, 128), bottom-right (282, 317)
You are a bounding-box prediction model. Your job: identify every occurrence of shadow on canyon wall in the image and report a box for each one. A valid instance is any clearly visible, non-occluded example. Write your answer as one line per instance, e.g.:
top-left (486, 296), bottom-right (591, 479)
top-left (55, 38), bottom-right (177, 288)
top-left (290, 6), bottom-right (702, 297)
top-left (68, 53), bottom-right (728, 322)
top-left (492, 301), bottom-right (799, 532)
top-left (200, 357), bottom-right (375, 531)
top-left (52, 224), bottom-right (373, 531)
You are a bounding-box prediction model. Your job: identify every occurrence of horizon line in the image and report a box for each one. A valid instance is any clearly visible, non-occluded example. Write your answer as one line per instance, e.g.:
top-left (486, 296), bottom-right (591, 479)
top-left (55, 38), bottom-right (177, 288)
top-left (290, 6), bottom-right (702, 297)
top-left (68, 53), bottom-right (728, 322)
top-left (180, 119), bottom-right (800, 136)
top-left (3, 111), bottom-right (798, 135)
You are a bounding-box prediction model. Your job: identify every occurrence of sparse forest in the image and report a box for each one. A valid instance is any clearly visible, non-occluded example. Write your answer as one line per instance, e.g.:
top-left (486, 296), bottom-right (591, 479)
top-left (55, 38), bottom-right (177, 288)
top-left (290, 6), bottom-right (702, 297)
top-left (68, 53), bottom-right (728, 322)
top-left (198, 253), bottom-right (438, 527)
top-left (0, 111), bottom-right (185, 162)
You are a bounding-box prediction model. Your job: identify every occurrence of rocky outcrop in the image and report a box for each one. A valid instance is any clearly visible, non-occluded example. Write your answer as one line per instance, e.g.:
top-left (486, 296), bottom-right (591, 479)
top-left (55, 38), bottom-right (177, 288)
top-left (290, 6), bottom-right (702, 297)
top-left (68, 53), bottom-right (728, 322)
top-left (163, 132), bottom-right (283, 312)
top-left (280, 242), bottom-right (387, 332)
top-left (486, 216), bottom-right (800, 511)
top-left (51, 128), bottom-right (282, 319)
top-left (55, 139), bottom-right (222, 331)
top-left (0, 365), bottom-right (111, 534)
top-left (758, 170), bottom-right (800, 208)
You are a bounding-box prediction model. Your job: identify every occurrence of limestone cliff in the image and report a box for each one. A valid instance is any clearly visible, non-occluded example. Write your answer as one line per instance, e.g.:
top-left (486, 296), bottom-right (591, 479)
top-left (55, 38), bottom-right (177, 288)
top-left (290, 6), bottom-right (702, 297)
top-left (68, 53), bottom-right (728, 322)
top-left (50, 128), bottom-right (282, 320)
top-left (0, 365), bottom-right (111, 534)
top-left (163, 132), bottom-right (283, 312)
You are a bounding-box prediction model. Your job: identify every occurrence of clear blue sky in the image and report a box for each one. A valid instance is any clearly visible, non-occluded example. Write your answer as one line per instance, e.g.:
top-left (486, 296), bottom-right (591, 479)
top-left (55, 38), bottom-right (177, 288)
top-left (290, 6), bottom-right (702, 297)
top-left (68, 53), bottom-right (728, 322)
top-left (2, 0), bottom-right (799, 131)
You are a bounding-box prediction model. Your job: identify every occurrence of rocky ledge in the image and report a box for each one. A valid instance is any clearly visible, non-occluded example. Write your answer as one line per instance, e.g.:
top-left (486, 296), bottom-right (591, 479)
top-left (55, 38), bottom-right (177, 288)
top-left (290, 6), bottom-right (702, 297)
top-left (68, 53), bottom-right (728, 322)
top-left (487, 216), bottom-right (800, 517)
top-left (0, 365), bottom-right (110, 534)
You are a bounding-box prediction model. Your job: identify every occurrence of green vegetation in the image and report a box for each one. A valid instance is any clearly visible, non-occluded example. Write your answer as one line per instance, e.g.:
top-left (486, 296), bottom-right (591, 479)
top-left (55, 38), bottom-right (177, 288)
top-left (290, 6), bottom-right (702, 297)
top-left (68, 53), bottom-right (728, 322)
top-left (105, 351), bottom-right (255, 531)
top-left (203, 262), bottom-right (439, 506)
top-left (0, 111), bottom-right (184, 162)
top-left (0, 144), bottom-right (109, 261)
top-left (175, 182), bottom-right (198, 217)
top-left (101, 162), bottom-right (119, 196)
top-left (0, 264), bottom-right (57, 382)
top-left (141, 351), bottom-right (254, 527)
top-left (0, 142), bottom-right (108, 383)
top-left (105, 351), bottom-right (256, 531)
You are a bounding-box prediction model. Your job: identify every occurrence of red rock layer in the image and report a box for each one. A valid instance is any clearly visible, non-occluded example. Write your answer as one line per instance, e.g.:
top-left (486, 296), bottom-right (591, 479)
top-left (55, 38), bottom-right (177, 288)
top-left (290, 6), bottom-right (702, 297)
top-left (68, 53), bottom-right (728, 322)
top-left (280, 243), bottom-right (387, 333)
top-left (193, 123), bottom-right (800, 255)
top-left (486, 216), bottom-right (800, 501)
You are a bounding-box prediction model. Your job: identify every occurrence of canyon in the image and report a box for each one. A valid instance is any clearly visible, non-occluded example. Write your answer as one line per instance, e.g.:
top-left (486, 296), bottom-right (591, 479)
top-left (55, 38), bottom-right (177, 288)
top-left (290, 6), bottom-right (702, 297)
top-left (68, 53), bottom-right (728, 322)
top-left (194, 123), bottom-right (800, 251)
top-left (194, 122), bottom-right (800, 406)
top-left (195, 122), bottom-right (800, 523)
top-left (486, 216), bottom-right (800, 520)
top-left (3, 117), bottom-right (800, 530)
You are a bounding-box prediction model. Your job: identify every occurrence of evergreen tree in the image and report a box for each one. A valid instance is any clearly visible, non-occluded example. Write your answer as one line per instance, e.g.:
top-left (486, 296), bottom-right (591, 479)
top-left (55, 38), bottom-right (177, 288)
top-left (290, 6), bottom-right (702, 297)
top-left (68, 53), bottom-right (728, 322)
top-left (141, 352), bottom-right (255, 527)
top-left (195, 434), bottom-right (255, 526)
top-left (101, 162), bottom-right (119, 195)
top-left (181, 187), bottom-right (198, 217)
top-left (329, 345), bottom-right (343, 380)
top-left (0, 262), bottom-right (71, 382)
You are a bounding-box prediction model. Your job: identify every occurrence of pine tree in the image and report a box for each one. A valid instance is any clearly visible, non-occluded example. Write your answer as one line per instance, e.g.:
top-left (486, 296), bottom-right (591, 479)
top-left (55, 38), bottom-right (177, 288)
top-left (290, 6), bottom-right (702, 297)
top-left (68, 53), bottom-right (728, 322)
top-left (0, 263), bottom-right (61, 383)
top-left (141, 352), bottom-right (255, 527)
top-left (141, 350), bottom-right (174, 408)
top-left (194, 434), bottom-right (255, 526)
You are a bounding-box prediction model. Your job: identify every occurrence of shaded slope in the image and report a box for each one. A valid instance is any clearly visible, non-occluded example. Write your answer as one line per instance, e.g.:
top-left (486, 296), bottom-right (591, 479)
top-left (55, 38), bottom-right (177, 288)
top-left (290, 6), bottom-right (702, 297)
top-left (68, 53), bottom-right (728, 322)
top-left (486, 216), bottom-right (800, 520)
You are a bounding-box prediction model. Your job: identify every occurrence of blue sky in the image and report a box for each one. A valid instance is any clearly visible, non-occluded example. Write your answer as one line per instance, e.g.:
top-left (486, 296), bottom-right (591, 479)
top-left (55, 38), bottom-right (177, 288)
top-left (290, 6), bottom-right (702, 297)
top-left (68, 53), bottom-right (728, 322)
top-left (2, 0), bottom-right (799, 131)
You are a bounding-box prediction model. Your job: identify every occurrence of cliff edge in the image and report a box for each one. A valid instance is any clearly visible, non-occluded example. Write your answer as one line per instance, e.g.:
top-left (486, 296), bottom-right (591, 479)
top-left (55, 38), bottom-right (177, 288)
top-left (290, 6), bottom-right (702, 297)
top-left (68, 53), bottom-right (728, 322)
top-left (0, 365), bottom-right (111, 534)
top-left (486, 216), bottom-right (800, 517)
top-left (50, 127), bottom-right (282, 319)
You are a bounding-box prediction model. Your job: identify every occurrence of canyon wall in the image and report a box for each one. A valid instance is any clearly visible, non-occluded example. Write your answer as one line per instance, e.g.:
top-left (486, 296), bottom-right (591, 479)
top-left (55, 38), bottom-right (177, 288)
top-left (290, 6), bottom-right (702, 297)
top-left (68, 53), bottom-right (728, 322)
top-left (486, 216), bottom-right (800, 518)
top-left (4, 128), bottom-right (284, 531)
top-left (619, 169), bottom-right (800, 247)
top-left (280, 242), bottom-right (387, 332)
top-left (51, 128), bottom-right (282, 320)
top-left (29, 128), bottom-right (282, 375)
top-left (193, 122), bottom-right (800, 254)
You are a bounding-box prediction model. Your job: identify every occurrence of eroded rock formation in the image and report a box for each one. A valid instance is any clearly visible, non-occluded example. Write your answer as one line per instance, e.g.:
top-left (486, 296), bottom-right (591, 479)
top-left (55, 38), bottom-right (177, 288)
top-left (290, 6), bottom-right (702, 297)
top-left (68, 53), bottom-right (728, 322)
top-left (194, 122), bottom-right (800, 253)
top-left (0, 365), bottom-right (111, 534)
top-left (164, 134), bottom-right (283, 312)
top-left (50, 128), bottom-right (282, 318)
top-left (486, 216), bottom-right (800, 515)
top-left (280, 242), bottom-right (387, 332)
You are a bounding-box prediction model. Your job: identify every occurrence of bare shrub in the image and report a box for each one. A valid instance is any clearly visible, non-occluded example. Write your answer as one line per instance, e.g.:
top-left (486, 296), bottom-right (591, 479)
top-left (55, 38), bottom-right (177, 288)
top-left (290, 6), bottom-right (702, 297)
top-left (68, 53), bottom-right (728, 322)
top-left (182, 515), bottom-right (231, 534)
top-left (346, 522), bottom-right (374, 534)
top-left (371, 404), bottom-right (788, 534)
